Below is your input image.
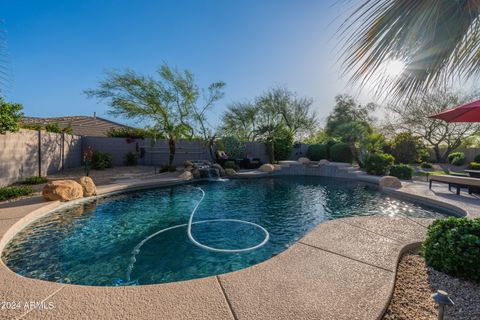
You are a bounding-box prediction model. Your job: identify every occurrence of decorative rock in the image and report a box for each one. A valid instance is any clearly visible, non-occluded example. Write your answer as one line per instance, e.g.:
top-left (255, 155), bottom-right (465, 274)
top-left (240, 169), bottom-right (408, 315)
top-left (212, 163), bottom-right (226, 177)
top-left (185, 166), bottom-right (194, 172)
top-left (379, 176), bottom-right (402, 189)
top-left (42, 180), bottom-right (84, 202)
top-left (192, 168), bottom-right (201, 179)
top-left (273, 164), bottom-right (283, 171)
top-left (259, 164), bottom-right (275, 173)
top-left (183, 160), bottom-right (194, 167)
top-left (319, 159), bottom-right (330, 165)
top-left (225, 168), bottom-right (237, 177)
top-left (77, 176), bottom-right (96, 197)
top-left (179, 171), bottom-right (193, 180)
top-left (298, 157), bottom-right (311, 165)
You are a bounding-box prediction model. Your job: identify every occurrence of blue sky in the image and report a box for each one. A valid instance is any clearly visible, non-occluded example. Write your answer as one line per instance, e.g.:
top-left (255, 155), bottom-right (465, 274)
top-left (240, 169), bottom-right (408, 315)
top-left (2, 0), bottom-right (355, 128)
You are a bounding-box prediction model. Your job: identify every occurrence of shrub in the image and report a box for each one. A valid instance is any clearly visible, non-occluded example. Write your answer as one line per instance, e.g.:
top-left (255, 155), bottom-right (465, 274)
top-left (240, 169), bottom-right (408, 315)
top-left (325, 139), bottom-right (338, 159)
top-left (220, 136), bottom-right (246, 159)
top-left (390, 132), bottom-right (418, 164)
top-left (475, 154), bottom-right (480, 163)
top-left (107, 127), bottom-right (153, 139)
top-left (23, 176), bottom-right (48, 185)
top-left (91, 151), bottom-right (113, 170)
top-left (306, 144), bottom-right (328, 161)
top-left (124, 151), bottom-right (138, 166)
top-left (389, 164), bottom-right (414, 180)
top-left (364, 153), bottom-right (394, 176)
top-left (159, 164), bottom-right (176, 173)
top-left (45, 122), bottom-right (62, 133)
top-left (0, 99), bottom-right (23, 134)
top-left (420, 162), bottom-right (433, 169)
top-left (273, 129), bottom-right (294, 161)
top-left (224, 160), bottom-right (240, 171)
top-left (0, 186), bottom-right (33, 201)
top-left (421, 217), bottom-right (480, 283)
top-left (448, 152), bottom-right (466, 166)
top-left (470, 162), bottom-right (480, 170)
top-left (329, 143), bottom-right (353, 163)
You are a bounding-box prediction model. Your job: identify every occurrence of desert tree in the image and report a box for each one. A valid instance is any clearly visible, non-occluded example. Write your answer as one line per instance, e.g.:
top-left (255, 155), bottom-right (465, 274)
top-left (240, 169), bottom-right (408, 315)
top-left (85, 63), bottom-right (225, 167)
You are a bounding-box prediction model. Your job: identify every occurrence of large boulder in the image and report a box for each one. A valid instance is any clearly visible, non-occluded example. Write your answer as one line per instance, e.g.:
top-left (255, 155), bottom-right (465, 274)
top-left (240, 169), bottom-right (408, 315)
top-left (319, 159), bottom-right (330, 165)
top-left (192, 168), bottom-right (201, 179)
top-left (77, 176), bottom-right (96, 197)
top-left (212, 163), bottom-right (226, 177)
top-left (379, 176), bottom-right (402, 189)
top-left (225, 168), bottom-right (237, 177)
top-left (184, 166), bottom-right (194, 172)
top-left (273, 164), bottom-right (283, 171)
top-left (259, 164), bottom-right (275, 173)
top-left (183, 160), bottom-right (194, 168)
top-left (298, 157), bottom-right (311, 165)
top-left (42, 180), bottom-right (84, 202)
top-left (179, 171), bottom-right (193, 180)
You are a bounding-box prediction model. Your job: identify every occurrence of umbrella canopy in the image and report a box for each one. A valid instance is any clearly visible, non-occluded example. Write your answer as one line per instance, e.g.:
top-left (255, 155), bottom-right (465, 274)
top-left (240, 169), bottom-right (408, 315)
top-left (430, 99), bottom-right (480, 122)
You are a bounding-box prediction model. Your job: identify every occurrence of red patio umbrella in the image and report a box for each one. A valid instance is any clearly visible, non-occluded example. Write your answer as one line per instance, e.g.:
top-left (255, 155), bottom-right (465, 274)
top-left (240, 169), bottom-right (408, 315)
top-left (430, 99), bottom-right (480, 122)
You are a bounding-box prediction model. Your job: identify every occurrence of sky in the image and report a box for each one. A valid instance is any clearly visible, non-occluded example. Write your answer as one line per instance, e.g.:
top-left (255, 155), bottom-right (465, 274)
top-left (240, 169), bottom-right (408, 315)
top-left (1, 0), bottom-right (364, 129)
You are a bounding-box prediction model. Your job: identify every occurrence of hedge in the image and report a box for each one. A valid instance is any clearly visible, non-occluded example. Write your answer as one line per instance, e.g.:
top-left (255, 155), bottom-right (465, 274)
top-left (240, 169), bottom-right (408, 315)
top-left (389, 164), bottom-right (414, 180)
top-left (306, 144), bottom-right (328, 161)
top-left (329, 143), bottom-right (352, 163)
top-left (364, 153), bottom-right (394, 176)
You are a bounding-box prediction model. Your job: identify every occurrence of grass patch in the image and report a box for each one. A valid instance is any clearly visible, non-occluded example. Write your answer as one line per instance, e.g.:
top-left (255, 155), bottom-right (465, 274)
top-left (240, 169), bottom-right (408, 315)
top-left (0, 186), bottom-right (34, 201)
top-left (23, 176), bottom-right (48, 185)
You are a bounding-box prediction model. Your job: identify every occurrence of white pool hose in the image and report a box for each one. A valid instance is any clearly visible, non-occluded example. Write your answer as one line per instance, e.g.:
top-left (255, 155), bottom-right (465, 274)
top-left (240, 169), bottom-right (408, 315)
top-left (126, 187), bottom-right (269, 282)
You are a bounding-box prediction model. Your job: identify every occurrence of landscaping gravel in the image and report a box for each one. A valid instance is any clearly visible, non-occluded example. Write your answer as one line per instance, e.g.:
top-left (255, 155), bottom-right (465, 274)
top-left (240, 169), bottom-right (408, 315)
top-left (384, 250), bottom-right (480, 320)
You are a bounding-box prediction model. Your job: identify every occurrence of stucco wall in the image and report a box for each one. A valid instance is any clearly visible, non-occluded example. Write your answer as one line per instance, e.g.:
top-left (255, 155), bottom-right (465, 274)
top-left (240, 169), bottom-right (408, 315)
top-left (0, 130), bottom-right (82, 186)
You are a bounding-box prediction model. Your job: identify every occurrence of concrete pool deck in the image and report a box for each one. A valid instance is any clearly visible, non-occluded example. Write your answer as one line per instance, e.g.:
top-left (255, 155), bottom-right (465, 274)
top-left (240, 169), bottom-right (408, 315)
top-left (0, 166), bottom-right (479, 319)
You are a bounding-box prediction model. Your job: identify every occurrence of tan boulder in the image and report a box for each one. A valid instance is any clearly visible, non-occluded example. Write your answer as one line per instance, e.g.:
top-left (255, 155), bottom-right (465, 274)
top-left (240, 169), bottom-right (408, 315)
top-left (379, 176), bottom-right (402, 189)
top-left (259, 164), bottom-right (275, 173)
top-left (77, 176), bottom-right (97, 197)
top-left (273, 164), bottom-right (283, 171)
top-left (298, 157), bottom-right (311, 165)
top-left (42, 180), bottom-right (84, 202)
top-left (225, 168), bottom-right (237, 177)
top-left (319, 159), bottom-right (330, 165)
top-left (179, 171), bottom-right (193, 180)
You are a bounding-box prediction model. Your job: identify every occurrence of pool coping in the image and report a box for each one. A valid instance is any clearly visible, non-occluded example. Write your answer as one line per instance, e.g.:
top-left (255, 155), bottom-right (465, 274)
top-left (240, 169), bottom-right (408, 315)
top-left (0, 168), bottom-right (477, 319)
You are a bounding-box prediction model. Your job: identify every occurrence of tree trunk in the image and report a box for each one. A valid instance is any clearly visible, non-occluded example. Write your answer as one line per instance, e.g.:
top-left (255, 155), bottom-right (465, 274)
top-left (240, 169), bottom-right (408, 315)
top-left (266, 139), bottom-right (275, 164)
top-left (349, 138), bottom-right (363, 167)
top-left (168, 138), bottom-right (176, 167)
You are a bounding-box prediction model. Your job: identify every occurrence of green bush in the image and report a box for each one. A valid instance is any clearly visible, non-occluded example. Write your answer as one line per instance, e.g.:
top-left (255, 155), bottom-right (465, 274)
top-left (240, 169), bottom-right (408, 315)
top-left (23, 176), bottom-right (48, 185)
top-left (329, 143), bottom-right (353, 163)
top-left (420, 162), bottom-right (433, 169)
top-left (107, 127), bottom-right (153, 139)
top-left (389, 164), bottom-right (414, 180)
top-left (421, 217), bottom-right (480, 283)
top-left (220, 136), bottom-right (246, 159)
top-left (0, 99), bottom-right (23, 134)
top-left (306, 144), bottom-right (328, 161)
top-left (45, 122), bottom-right (62, 133)
top-left (448, 152), bottom-right (466, 166)
top-left (390, 132), bottom-right (418, 164)
top-left (325, 139), bottom-right (337, 159)
top-left (470, 162), bottom-right (480, 170)
top-left (224, 160), bottom-right (240, 171)
top-left (364, 153), bottom-right (394, 176)
top-left (273, 129), bottom-right (294, 161)
top-left (159, 164), bottom-right (176, 173)
top-left (475, 154), bottom-right (480, 163)
top-left (124, 151), bottom-right (138, 166)
top-left (91, 151), bottom-right (113, 170)
top-left (0, 186), bottom-right (33, 201)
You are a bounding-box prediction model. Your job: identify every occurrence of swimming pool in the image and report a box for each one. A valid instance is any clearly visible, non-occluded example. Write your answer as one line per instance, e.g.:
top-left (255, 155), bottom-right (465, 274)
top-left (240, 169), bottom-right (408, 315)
top-left (2, 176), bottom-right (446, 286)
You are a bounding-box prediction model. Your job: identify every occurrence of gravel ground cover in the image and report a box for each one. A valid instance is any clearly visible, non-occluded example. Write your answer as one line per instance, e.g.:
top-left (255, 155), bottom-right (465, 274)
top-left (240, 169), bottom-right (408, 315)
top-left (384, 250), bottom-right (480, 320)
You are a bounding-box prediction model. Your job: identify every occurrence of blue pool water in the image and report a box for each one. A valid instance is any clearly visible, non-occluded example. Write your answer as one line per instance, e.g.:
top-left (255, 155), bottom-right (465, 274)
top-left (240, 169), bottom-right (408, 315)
top-left (2, 177), bottom-right (446, 286)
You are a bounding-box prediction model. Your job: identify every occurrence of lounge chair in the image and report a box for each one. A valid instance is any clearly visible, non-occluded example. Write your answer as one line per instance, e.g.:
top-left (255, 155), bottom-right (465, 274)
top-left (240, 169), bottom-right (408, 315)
top-left (429, 174), bottom-right (480, 195)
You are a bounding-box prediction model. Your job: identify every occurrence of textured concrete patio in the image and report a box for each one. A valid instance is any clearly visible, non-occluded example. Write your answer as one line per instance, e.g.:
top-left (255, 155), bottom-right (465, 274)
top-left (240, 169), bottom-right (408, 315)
top-left (0, 164), bottom-right (478, 320)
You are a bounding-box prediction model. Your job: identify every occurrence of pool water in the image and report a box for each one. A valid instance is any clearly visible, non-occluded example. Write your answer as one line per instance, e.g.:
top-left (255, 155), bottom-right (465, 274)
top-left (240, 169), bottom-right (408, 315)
top-left (2, 177), bottom-right (446, 286)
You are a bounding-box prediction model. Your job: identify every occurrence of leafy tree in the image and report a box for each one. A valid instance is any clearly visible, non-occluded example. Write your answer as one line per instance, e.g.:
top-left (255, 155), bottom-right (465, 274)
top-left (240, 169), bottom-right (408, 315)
top-left (304, 129), bottom-right (331, 144)
top-left (220, 102), bottom-right (259, 142)
top-left (390, 132), bottom-right (420, 164)
top-left (325, 95), bottom-right (375, 136)
top-left (85, 63), bottom-right (224, 166)
top-left (340, 1), bottom-right (480, 99)
top-left (385, 88), bottom-right (480, 162)
top-left (0, 99), bottom-right (23, 134)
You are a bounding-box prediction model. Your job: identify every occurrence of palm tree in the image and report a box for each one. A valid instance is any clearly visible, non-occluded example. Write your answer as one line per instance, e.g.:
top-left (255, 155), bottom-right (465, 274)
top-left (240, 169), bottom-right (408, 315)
top-left (339, 1), bottom-right (480, 99)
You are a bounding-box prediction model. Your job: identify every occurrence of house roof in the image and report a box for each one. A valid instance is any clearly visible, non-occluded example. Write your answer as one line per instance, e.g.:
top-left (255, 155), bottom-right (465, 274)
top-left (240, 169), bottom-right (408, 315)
top-left (21, 115), bottom-right (133, 137)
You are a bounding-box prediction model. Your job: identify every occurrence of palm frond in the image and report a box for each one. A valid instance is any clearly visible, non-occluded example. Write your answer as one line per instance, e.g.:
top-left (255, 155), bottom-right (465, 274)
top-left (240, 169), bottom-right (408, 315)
top-left (339, 0), bottom-right (480, 99)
